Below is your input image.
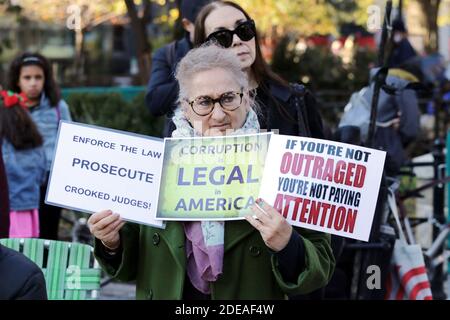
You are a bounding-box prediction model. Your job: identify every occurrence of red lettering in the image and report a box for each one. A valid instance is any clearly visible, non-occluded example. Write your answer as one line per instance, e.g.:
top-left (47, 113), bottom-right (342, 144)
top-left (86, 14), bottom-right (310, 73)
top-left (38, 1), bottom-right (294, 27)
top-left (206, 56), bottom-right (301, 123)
top-left (344, 209), bottom-right (358, 233)
top-left (303, 155), bottom-right (315, 177)
top-left (322, 159), bottom-right (334, 182)
top-left (291, 154), bottom-right (304, 175)
top-left (274, 193), bottom-right (284, 216)
top-left (333, 207), bottom-right (347, 231)
top-left (354, 165), bottom-right (366, 188)
top-left (278, 154), bottom-right (366, 188)
top-left (327, 205), bottom-right (336, 228)
top-left (320, 203), bottom-right (331, 226)
top-left (283, 195), bottom-right (297, 219)
top-left (299, 199), bottom-right (310, 223)
top-left (291, 197), bottom-right (303, 221)
top-left (334, 161), bottom-right (346, 184)
top-left (311, 156), bottom-right (324, 180)
top-left (344, 163), bottom-right (356, 186)
top-left (280, 152), bottom-right (292, 174)
top-left (307, 200), bottom-right (321, 225)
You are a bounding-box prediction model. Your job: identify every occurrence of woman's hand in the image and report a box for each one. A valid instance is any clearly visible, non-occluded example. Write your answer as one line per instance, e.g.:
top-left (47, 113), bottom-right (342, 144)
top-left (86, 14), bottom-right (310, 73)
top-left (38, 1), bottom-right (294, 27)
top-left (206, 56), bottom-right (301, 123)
top-left (87, 210), bottom-right (125, 250)
top-left (245, 198), bottom-right (292, 252)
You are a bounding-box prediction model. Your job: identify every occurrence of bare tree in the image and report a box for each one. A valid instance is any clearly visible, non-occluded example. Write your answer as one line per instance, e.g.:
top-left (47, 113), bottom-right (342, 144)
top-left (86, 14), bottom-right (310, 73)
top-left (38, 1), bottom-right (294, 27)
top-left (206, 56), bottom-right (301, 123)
top-left (124, 0), bottom-right (152, 84)
top-left (17, 0), bottom-right (125, 82)
top-left (416, 0), bottom-right (441, 52)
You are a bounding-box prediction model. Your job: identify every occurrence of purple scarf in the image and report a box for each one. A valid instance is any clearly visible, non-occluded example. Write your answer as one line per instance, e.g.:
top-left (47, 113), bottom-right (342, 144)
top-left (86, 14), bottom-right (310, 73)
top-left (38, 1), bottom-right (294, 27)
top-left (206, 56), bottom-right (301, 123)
top-left (184, 221), bottom-right (224, 294)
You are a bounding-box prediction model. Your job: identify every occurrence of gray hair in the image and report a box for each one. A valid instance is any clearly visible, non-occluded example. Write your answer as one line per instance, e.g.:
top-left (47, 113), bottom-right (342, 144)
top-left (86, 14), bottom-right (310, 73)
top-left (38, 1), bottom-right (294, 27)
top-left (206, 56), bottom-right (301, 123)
top-left (175, 44), bottom-right (249, 103)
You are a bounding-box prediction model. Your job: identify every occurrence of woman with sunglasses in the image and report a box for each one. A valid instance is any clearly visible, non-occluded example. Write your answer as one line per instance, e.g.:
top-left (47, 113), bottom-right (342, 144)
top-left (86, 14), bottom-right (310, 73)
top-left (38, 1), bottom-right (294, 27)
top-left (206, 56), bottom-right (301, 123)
top-left (89, 45), bottom-right (334, 300)
top-left (193, 1), bottom-right (334, 300)
top-left (194, 1), bottom-right (324, 139)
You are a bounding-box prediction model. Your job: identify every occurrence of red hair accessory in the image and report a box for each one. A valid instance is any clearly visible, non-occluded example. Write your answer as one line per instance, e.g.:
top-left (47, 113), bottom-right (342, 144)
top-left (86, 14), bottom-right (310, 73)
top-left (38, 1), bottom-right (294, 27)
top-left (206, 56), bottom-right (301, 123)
top-left (0, 90), bottom-right (29, 108)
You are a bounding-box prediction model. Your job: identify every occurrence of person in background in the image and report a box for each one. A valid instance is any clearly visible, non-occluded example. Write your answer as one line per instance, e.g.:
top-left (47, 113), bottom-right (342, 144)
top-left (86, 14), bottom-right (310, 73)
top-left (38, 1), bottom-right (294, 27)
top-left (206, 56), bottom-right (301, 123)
top-left (0, 137), bottom-right (10, 238)
top-left (193, 3), bottom-right (332, 299)
top-left (387, 18), bottom-right (417, 68)
top-left (145, 0), bottom-right (213, 137)
top-left (340, 64), bottom-right (422, 176)
top-left (0, 243), bottom-right (47, 300)
top-left (193, 1), bottom-right (324, 140)
top-left (7, 53), bottom-right (72, 240)
top-left (0, 90), bottom-right (46, 238)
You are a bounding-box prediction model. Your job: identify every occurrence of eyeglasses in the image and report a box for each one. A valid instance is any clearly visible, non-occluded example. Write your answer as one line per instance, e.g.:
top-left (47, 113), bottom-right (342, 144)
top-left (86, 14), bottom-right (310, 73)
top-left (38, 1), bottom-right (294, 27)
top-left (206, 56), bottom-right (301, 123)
top-left (186, 90), bottom-right (244, 116)
top-left (205, 20), bottom-right (256, 48)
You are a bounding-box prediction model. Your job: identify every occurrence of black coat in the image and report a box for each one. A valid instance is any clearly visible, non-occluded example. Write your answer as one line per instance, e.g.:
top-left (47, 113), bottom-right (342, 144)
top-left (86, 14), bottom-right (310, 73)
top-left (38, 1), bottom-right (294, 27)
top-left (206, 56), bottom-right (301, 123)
top-left (0, 244), bottom-right (47, 300)
top-left (145, 37), bottom-right (192, 137)
top-left (145, 37), bottom-right (191, 117)
top-left (387, 38), bottom-right (417, 68)
top-left (256, 80), bottom-right (324, 139)
top-left (256, 81), bottom-right (327, 300)
top-left (0, 139), bottom-right (9, 238)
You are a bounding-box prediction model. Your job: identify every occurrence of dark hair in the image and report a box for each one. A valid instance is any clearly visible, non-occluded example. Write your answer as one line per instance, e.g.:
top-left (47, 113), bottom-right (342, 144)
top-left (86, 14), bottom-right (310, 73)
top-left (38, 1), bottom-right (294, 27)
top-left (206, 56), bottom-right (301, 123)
top-left (194, 1), bottom-right (287, 87)
top-left (392, 19), bottom-right (407, 33)
top-left (193, 1), bottom-right (296, 122)
top-left (6, 52), bottom-right (61, 107)
top-left (0, 100), bottom-right (43, 150)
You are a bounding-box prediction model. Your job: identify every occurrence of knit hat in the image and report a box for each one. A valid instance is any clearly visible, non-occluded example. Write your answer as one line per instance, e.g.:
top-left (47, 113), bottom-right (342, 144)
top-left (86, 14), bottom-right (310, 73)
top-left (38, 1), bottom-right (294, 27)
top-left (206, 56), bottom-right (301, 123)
top-left (180, 0), bottom-right (212, 22)
top-left (392, 19), bottom-right (407, 32)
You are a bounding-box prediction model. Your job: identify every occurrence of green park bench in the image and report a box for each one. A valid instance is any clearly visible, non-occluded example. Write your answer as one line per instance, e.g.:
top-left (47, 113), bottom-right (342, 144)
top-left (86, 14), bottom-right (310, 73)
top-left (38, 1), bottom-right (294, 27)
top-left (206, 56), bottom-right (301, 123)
top-left (0, 238), bottom-right (101, 300)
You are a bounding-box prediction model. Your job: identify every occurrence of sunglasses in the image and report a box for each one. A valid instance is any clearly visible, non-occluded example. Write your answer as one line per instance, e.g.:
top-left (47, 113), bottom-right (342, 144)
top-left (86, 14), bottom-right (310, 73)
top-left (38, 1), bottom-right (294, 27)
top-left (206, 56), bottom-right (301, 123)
top-left (205, 20), bottom-right (256, 48)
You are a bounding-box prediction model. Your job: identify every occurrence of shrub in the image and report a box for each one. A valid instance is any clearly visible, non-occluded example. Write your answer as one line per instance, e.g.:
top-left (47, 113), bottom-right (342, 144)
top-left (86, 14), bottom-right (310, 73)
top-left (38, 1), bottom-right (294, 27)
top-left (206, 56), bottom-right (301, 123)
top-left (66, 92), bottom-right (164, 138)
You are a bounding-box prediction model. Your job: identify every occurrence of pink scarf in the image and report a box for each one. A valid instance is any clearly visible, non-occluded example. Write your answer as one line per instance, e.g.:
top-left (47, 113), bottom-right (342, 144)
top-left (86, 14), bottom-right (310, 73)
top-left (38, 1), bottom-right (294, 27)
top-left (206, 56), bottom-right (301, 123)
top-left (184, 221), bottom-right (224, 294)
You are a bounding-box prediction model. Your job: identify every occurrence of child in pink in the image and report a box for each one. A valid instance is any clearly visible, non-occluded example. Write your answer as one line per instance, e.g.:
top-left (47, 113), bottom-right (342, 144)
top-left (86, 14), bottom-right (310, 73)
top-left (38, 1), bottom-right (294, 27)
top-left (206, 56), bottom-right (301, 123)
top-left (0, 90), bottom-right (46, 237)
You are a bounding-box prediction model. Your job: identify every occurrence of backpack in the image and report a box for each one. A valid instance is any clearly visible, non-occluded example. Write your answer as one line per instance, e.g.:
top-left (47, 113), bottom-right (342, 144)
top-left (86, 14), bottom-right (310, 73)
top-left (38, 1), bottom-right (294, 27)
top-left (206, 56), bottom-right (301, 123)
top-left (338, 86), bottom-right (406, 175)
top-left (338, 87), bottom-right (371, 142)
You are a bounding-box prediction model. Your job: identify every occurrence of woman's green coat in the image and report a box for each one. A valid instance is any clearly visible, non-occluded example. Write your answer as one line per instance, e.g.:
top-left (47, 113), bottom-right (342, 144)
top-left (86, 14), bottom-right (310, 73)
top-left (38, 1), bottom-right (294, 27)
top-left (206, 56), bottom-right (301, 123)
top-left (95, 220), bottom-right (335, 299)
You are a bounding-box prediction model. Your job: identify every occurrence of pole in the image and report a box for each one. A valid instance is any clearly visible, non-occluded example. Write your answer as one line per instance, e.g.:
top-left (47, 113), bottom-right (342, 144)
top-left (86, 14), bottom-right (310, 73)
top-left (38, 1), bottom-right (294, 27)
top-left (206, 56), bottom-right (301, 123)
top-left (430, 84), bottom-right (447, 300)
top-left (366, 0), bottom-right (393, 148)
top-left (350, 0), bottom-right (396, 300)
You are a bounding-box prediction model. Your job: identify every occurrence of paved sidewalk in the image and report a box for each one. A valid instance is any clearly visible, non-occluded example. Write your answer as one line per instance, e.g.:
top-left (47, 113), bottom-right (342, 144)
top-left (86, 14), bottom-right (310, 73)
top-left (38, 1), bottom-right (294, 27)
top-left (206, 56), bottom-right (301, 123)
top-left (446, 277), bottom-right (450, 300)
top-left (97, 278), bottom-right (449, 300)
top-left (98, 281), bottom-right (136, 300)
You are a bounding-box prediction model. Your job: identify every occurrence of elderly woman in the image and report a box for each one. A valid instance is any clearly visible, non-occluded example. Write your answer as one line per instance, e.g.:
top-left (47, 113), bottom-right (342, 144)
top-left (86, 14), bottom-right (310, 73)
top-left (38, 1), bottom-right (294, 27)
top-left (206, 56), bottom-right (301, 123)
top-left (89, 45), bottom-right (334, 300)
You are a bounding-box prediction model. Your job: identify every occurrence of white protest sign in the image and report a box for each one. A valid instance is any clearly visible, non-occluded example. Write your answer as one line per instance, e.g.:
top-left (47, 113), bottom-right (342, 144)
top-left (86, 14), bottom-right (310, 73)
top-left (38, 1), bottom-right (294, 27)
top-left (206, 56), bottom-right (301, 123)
top-left (258, 135), bottom-right (386, 241)
top-left (46, 121), bottom-right (165, 228)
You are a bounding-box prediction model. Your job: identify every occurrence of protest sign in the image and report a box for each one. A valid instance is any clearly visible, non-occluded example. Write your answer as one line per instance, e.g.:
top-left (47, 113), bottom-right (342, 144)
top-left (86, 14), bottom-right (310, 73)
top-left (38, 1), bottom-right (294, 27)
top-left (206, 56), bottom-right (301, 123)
top-left (46, 121), bottom-right (165, 228)
top-left (258, 135), bottom-right (386, 241)
top-left (156, 132), bottom-right (272, 220)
